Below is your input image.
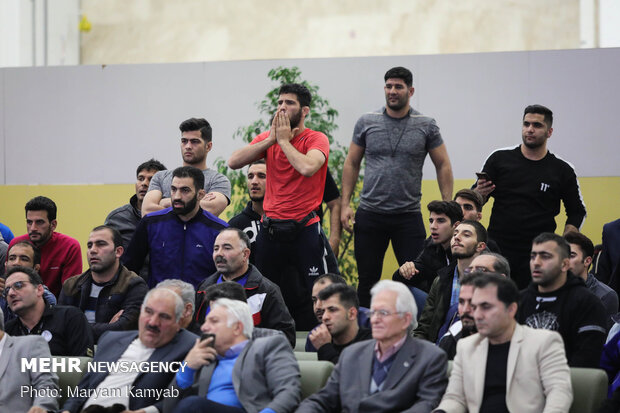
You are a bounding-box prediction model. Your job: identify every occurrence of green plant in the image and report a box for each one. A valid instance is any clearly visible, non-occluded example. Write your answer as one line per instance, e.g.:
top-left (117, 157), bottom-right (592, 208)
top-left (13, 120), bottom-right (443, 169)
top-left (215, 66), bottom-right (362, 286)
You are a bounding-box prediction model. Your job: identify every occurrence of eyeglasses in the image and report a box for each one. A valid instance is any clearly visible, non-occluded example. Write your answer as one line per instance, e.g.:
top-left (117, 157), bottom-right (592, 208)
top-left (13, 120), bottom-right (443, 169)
top-left (463, 266), bottom-right (491, 275)
top-left (3, 280), bottom-right (31, 298)
top-left (369, 309), bottom-right (404, 319)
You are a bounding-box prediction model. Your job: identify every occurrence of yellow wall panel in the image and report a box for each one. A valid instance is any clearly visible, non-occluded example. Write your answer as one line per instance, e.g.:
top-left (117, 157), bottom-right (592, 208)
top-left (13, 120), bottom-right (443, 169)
top-left (1, 177), bottom-right (618, 276)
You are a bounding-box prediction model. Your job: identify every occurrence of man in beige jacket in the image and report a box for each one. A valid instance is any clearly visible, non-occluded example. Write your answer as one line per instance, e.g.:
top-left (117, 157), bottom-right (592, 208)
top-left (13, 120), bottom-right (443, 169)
top-left (435, 272), bottom-right (572, 413)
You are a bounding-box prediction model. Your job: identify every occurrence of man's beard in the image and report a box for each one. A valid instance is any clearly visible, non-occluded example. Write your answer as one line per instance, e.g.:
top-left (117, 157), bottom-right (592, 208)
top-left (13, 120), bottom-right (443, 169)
top-left (289, 110), bottom-right (302, 129)
top-left (461, 319), bottom-right (477, 337)
top-left (452, 248), bottom-right (476, 260)
top-left (385, 94), bottom-right (408, 112)
top-left (173, 196), bottom-right (198, 216)
top-left (248, 189), bottom-right (264, 203)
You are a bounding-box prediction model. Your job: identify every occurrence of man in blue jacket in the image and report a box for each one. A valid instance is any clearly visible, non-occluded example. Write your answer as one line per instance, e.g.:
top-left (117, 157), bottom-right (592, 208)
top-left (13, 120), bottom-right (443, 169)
top-left (123, 166), bottom-right (228, 288)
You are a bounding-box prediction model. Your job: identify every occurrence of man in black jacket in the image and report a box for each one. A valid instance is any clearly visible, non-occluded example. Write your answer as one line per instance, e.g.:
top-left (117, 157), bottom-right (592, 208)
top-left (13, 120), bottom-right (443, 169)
top-left (60, 225), bottom-right (147, 342)
top-left (194, 227), bottom-right (296, 347)
top-left (393, 200), bottom-right (463, 292)
top-left (414, 220), bottom-right (487, 343)
top-left (518, 232), bottom-right (606, 367)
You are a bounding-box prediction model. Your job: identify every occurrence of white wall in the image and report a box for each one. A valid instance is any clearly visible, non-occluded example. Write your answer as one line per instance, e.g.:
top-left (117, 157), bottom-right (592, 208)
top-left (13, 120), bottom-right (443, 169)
top-left (1, 47), bottom-right (619, 185)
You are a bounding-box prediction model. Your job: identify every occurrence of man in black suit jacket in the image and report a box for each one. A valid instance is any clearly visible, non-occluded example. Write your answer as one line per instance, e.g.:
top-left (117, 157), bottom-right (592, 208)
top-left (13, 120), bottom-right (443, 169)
top-left (61, 288), bottom-right (197, 413)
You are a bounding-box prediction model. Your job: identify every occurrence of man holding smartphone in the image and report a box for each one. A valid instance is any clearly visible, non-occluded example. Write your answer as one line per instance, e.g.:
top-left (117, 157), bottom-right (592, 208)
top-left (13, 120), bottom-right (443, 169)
top-left (167, 298), bottom-right (301, 413)
top-left (475, 105), bottom-right (586, 289)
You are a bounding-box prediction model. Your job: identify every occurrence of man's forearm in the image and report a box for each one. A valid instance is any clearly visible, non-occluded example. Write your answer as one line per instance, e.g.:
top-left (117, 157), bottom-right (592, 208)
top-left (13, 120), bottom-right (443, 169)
top-left (341, 160), bottom-right (360, 206)
top-left (436, 162), bottom-right (454, 201)
top-left (228, 138), bottom-right (273, 169)
top-left (279, 141), bottom-right (325, 177)
top-left (200, 194), bottom-right (229, 217)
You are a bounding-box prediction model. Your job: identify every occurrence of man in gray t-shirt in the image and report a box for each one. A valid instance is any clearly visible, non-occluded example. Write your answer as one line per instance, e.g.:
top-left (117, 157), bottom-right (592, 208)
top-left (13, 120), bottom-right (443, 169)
top-left (142, 117), bottom-right (231, 217)
top-left (341, 67), bottom-right (454, 306)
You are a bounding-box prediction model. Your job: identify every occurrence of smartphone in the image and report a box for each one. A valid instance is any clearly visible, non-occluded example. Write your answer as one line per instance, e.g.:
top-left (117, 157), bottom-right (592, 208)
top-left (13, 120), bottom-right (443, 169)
top-left (200, 333), bottom-right (216, 347)
top-left (475, 172), bottom-right (491, 181)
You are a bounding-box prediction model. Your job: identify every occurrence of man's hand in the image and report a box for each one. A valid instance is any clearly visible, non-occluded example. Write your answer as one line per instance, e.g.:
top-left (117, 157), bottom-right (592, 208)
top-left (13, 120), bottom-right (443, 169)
top-left (474, 178), bottom-right (495, 199)
top-left (341, 205), bottom-right (355, 233)
top-left (274, 110), bottom-right (298, 145)
top-left (399, 261), bottom-right (419, 280)
top-left (184, 337), bottom-right (217, 370)
top-left (109, 309), bottom-right (124, 324)
top-left (159, 198), bottom-right (172, 208)
top-left (309, 324), bottom-right (332, 349)
top-left (0, 277), bottom-right (5, 294)
top-left (27, 407), bottom-right (48, 413)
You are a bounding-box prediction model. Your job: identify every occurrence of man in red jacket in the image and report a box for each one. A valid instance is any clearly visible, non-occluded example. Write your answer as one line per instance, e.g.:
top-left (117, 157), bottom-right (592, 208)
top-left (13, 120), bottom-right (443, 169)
top-left (8, 196), bottom-right (82, 296)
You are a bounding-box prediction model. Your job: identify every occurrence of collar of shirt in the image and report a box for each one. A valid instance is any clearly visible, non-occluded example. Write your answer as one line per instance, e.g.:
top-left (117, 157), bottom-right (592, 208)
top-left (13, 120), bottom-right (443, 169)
top-left (220, 339), bottom-right (249, 360)
top-left (217, 268), bottom-right (251, 287)
top-left (374, 334), bottom-right (407, 363)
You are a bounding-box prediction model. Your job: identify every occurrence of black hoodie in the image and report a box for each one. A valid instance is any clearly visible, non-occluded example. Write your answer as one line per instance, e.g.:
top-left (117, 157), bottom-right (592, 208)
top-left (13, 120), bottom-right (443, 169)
top-left (518, 272), bottom-right (607, 368)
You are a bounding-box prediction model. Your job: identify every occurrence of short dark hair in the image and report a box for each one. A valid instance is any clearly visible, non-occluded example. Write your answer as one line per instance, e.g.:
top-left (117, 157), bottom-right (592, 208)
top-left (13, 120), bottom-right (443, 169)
top-left (179, 118), bottom-right (212, 143)
top-left (564, 231), bottom-right (594, 260)
top-left (219, 227), bottom-right (251, 250)
top-left (479, 251), bottom-right (511, 277)
top-left (204, 281), bottom-right (247, 304)
top-left (524, 104), bottom-right (553, 128)
top-left (532, 232), bottom-right (570, 260)
top-left (459, 219), bottom-right (488, 243)
top-left (313, 273), bottom-right (346, 286)
top-left (454, 189), bottom-right (483, 212)
top-left (7, 241), bottom-right (41, 266)
top-left (25, 196), bottom-right (57, 221)
top-left (278, 84), bottom-right (312, 108)
top-left (318, 283), bottom-right (359, 310)
top-left (384, 67), bottom-right (413, 87)
top-left (473, 272), bottom-right (519, 308)
top-left (249, 159), bottom-right (266, 167)
top-left (91, 225), bottom-right (123, 249)
top-left (5, 265), bottom-right (43, 286)
top-left (136, 158), bottom-right (166, 177)
top-left (172, 166), bottom-right (205, 192)
top-left (427, 200), bottom-right (463, 226)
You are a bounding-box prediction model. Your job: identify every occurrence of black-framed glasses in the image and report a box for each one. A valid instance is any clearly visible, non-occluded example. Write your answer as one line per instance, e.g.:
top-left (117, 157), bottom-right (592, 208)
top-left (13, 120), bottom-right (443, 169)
top-left (3, 280), bottom-right (31, 298)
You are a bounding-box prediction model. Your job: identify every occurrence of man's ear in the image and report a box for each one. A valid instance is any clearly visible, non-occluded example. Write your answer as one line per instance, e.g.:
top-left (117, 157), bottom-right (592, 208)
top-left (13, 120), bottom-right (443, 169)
top-left (348, 307), bottom-right (358, 321)
top-left (302, 106), bottom-right (310, 118)
top-left (115, 246), bottom-right (124, 259)
top-left (50, 219), bottom-right (58, 232)
top-left (476, 242), bottom-right (487, 253)
top-left (452, 220), bottom-right (461, 229)
top-left (197, 189), bottom-right (206, 201)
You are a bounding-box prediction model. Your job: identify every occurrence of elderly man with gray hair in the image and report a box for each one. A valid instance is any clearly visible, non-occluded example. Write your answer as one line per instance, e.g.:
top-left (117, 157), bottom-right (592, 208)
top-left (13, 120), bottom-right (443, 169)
top-left (296, 280), bottom-right (448, 413)
top-left (166, 298), bottom-right (301, 413)
top-left (61, 287), bottom-right (197, 413)
top-left (157, 278), bottom-right (196, 329)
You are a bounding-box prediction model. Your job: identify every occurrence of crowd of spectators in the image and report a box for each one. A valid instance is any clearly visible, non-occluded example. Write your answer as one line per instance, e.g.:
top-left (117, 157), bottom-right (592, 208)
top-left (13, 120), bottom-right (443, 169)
top-left (2, 66), bottom-right (620, 412)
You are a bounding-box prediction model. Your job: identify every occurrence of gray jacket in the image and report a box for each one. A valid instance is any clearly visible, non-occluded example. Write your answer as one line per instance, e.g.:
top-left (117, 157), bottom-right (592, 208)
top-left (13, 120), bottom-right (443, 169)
top-left (0, 334), bottom-right (59, 411)
top-left (165, 334), bottom-right (301, 413)
top-left (296, 335), bottom-right (448, 413)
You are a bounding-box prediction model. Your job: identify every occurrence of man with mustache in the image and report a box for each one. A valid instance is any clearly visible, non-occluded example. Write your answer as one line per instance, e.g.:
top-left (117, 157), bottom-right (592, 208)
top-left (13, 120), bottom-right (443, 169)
top-left (8, 196), bottom-right (82, 297)
top-left (142, 118), bottom-right (231, 217)
top-left (123, 166), bottom-right (228, 288)
top-left (437, 273), bottom-right (479, 360)
top-left (414, 220), bottom-right (487, 344)
top-left (61, 288), bottom-right (197, 413)
top-left (228, 83), bottom-right (332, 324)
top-left (194, 228), bottom-right (295, 347)
top-left (59, 225), bottom-right (148, 342)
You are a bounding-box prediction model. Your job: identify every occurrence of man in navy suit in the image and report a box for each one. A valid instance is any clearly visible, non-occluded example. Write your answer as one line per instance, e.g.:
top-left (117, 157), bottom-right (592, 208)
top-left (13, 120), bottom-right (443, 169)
top-left (598, 218), bottom-right (620, 293)
top-left (61, 287), bottom-right (197, 413)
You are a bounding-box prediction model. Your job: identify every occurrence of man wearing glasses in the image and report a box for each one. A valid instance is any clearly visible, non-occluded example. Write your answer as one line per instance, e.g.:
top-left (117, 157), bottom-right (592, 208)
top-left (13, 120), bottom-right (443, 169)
top-left (297, 280), bottom-right (447, 413)
top-left (3, 266), bottom-right (93, 356)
